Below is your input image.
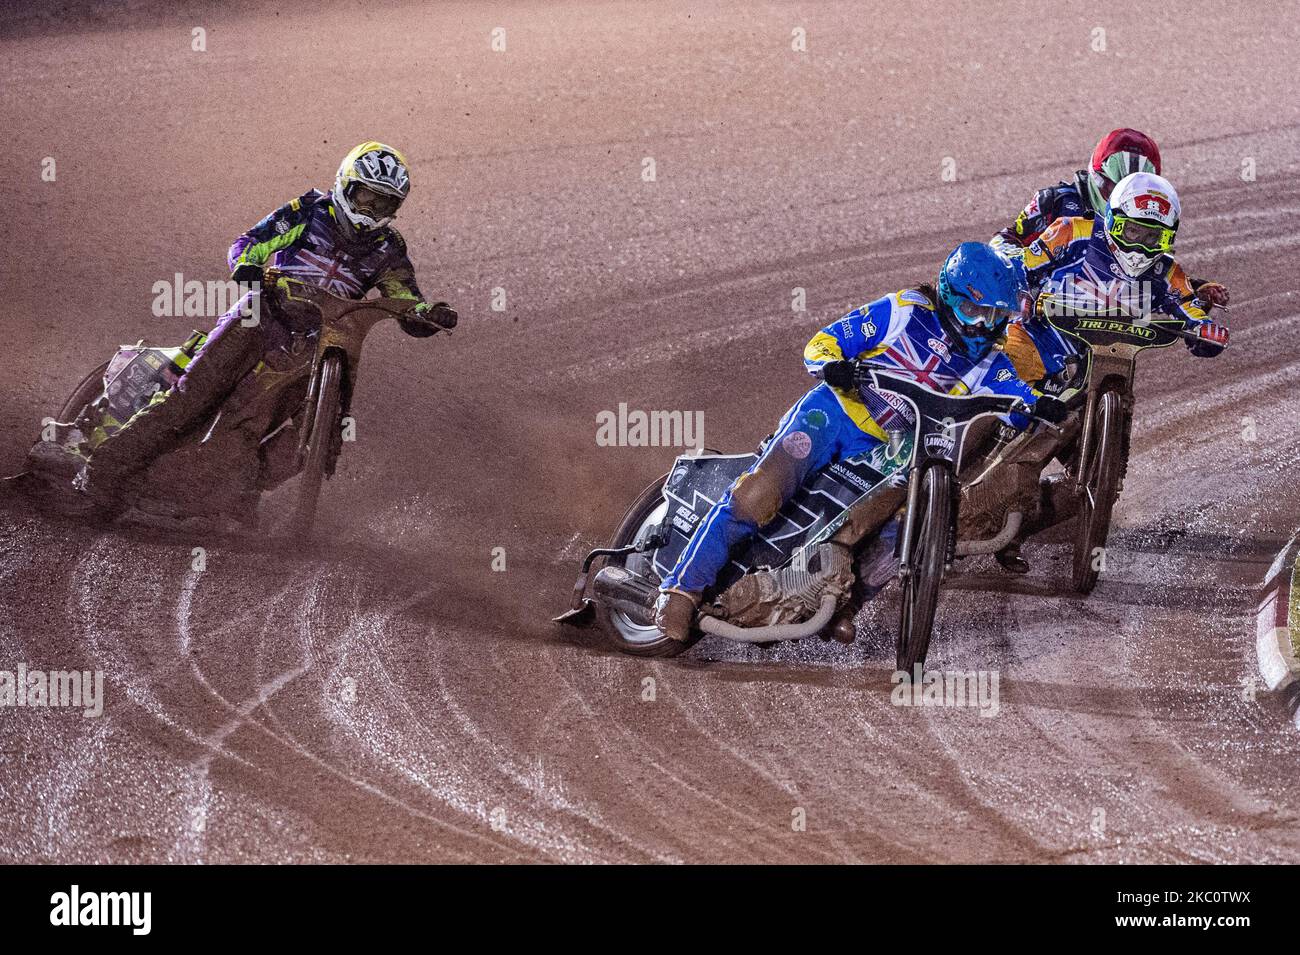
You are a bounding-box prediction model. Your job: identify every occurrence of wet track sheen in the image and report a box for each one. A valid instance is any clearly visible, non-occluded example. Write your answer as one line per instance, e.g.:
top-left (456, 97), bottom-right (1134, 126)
top-left (2, 0), bottom-right (1299, 862)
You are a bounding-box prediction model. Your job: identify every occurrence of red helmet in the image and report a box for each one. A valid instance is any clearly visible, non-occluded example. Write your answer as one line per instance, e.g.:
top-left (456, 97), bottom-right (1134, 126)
top-left (1085, 128), bottom-right (1162, 212)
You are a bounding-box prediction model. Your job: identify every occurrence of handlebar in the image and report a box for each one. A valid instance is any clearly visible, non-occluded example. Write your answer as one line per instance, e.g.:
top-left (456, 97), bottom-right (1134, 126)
top-left (1036, 298), bottom-right (1228, 345)
top-left (825, 361), bottom-right (1065, 434)
top-left (1131, 311), bottom-right (1227, 346)
top-left (263, 271), bottom-right (456, 329)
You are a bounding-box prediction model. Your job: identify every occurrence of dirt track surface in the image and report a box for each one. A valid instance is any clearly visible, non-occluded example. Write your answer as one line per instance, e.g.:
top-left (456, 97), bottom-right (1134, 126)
top-left (3, 0), bottom-right (1300, 863)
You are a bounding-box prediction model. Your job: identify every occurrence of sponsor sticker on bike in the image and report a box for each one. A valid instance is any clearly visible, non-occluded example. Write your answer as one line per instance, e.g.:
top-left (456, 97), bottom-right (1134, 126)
top-left (924, 432), bottom-right (955, 458)
top-left (671, 503), bottom-right (699, 534)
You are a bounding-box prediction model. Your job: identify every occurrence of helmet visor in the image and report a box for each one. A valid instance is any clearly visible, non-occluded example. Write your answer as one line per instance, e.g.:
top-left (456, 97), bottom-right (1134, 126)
top-left (345, 182), bottom-right (402, 220)
top-left (1109, 215), bottom-right (1175, 255)
top-left (956, 299), bottom-right (1016, 330)
top-left (1091, 168), bottom-right (1117, 205)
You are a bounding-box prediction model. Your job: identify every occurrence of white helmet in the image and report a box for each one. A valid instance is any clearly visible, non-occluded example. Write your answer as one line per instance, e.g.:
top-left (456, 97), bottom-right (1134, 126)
top-left (333, 141), bottom-right (410, 234)
top-left (1102, 171), bottom-right (1181, 277)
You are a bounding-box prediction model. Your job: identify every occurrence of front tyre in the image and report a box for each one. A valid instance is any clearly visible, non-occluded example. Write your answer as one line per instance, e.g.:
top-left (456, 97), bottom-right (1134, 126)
top-left (595, 475), bottom-right (697, 657)
top-left (1071, 389), bottom-right (1123, 595)
top-left (896, 464), bottom-right (951, 674)
top-left (289, 353), bottom-right (343, 540)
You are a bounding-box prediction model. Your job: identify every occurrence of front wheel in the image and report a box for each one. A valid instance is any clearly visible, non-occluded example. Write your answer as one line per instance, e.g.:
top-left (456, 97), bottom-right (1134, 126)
top-left (288, 354), bottom-right (343, 540)
top-left (595, 475), bottom-right (697, 657)
top-left (1071, 389), bottom-right (1123, 594)
top-left (896, 464), bottom-right (952, 674)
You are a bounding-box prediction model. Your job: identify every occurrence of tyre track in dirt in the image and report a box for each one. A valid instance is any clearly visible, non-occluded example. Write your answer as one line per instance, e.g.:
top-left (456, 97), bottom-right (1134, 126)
top-left (4, 0), bottom-right (1300, 863)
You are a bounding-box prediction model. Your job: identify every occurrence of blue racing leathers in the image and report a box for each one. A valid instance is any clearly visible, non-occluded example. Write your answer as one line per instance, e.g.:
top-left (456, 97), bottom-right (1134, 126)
top-left (659, 287), bottom-right (1039, 596)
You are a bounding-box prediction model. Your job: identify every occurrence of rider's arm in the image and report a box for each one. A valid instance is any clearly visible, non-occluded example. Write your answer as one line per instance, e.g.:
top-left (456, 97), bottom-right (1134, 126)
top-left (227, 190), bottom-right (320, 273)
top-left (1163, 262), bottom-right (1227, 357)
top-left (962, 350), bottom-right (1042, 429)
top-left (372, 233), bottom-right (443, 339)
top-left (995, 186), bottom-right (1061, 249)
top-left (803, 294), bottom-right (905, 380)
top-left (1020, 216), bottom-right (1087, 292)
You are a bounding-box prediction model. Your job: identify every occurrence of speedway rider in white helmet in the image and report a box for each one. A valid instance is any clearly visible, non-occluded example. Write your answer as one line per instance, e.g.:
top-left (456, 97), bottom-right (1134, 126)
top-left (979, 171), bottom-right (1230, 573)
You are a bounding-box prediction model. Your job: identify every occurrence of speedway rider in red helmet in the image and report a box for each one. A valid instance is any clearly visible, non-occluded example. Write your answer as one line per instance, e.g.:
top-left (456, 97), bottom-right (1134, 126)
top-left (985, 171), bottom-right (1229, 574)
top-left (994, 127), bottom-right (1229, 311)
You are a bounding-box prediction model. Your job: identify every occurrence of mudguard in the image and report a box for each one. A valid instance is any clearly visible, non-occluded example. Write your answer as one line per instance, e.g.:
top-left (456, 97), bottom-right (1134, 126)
top-left (88, 333), bottom-right (207, 447)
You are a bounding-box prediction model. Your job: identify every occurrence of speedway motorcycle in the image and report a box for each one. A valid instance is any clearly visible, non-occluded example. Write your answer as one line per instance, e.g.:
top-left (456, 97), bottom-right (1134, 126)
top-left (557, 365), bottom-right (1059, 670)
top-left (955, 299), bottom-right (1223, 595)
top-left (16, 273), bottom-right (455, 536)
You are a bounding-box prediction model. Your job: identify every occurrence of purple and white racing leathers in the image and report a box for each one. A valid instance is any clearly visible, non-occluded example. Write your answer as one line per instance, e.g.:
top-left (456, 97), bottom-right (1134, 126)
top-left (87, 189), bottom-right (434, 477)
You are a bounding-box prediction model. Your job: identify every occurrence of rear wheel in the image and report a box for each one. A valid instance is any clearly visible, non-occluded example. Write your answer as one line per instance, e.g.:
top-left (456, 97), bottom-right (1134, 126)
top-left (595, 475), bottom-right (698, 657)
top-left (58, 359), bottom-right (112, 421)
top-left (288, 354), bottom-right (343, 540)
top-left (896, 465), bottom-right (952, 674)
top-left (1071, 390), bottom-right (1123, 594)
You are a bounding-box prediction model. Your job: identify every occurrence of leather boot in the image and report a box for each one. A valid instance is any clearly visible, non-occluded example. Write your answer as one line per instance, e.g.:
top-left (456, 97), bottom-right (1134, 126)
top-left (995, 541), bottom-right (1030, 574)
top-left (654, 589), bottom-right (699, 642)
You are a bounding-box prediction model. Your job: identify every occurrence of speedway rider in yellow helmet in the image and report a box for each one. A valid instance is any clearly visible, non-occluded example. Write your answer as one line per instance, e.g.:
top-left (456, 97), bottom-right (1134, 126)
top-left (332, 141), bottom-right (411, 237)
top-left (75, 142), bottom-right (457, 509)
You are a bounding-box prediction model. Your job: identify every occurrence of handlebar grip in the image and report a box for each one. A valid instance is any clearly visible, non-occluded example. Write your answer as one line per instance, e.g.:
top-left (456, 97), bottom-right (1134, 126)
top-left (425, 303), bottom-right (457, 330)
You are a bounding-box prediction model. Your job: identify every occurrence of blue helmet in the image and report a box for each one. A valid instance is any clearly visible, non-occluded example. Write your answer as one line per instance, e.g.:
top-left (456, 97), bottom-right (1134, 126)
top-left (936, 242), bottom-right (1027, 353)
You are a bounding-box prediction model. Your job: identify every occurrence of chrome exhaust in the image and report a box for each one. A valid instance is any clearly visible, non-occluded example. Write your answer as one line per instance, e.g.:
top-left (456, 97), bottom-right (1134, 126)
top-left (698, 594), bottom-right (838, 644)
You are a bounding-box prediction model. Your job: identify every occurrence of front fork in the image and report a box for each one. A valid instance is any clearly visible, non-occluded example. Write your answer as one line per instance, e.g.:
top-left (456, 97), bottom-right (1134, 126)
top-left (896, 461), bottom-right (958, 583)
top-left (1073, 353), bottom-right (1136, 495)
top-left (896, 464), bottom-right (925, 584)
top-left (294, 348), bottom-right (351, 471)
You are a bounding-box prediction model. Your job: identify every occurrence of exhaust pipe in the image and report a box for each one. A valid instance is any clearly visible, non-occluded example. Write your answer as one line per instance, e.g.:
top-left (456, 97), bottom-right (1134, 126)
top-left (591, 565), bottom-right (659, 622)
top-left (699, 594), bottom-right (838, 644)
top-left (955, 510), bottom-right (1022, 556)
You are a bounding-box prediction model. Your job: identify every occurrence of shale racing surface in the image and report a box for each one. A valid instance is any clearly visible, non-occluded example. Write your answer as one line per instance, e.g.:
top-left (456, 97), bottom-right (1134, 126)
top-left (2, 0), bottom-right (1300, 863)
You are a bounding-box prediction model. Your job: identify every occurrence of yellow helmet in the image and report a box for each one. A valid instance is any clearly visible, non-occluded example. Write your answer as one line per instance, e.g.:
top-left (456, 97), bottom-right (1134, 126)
top-left (333, 141), bottom-right (410, 233)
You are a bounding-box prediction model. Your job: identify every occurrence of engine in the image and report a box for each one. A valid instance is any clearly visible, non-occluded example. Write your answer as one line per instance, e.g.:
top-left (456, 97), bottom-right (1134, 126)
top-left (715, 541), bottom-right (854, 628)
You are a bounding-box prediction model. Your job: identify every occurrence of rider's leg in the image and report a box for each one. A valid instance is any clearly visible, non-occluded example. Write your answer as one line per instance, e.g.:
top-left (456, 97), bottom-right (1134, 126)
top-left (1018, 473), bottom-right (1080, 537)
top-left (81, 296), bottom-right (268, 497)
top-left (996, 432), bottom-right (1082, 570)
top-left (992, 322), bottom-right (1057, 572)
top-left (655, 385), bottom-right (876, 640)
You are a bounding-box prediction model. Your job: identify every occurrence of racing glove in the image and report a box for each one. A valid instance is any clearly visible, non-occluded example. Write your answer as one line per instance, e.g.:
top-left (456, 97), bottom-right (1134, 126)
top-left (1192, 279), bottom-right (1230, 309)
top-left (231, 262), bottom-right (264, 287)
top-left (415, 301), bottom-right (458, 329)
top-left (1195, 322), bottom-right (1229, 348)
top-left (820, 360), bottom-right (862, 391)
top-left (401, 301), bottom-right (458, 338)
top-left (1031, 395), bottom-right (1069, 424)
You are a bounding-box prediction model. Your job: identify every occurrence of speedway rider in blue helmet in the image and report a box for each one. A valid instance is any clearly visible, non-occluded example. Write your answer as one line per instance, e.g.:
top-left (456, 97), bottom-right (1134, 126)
top-left (653, 241), bottom-right (1069, 643)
